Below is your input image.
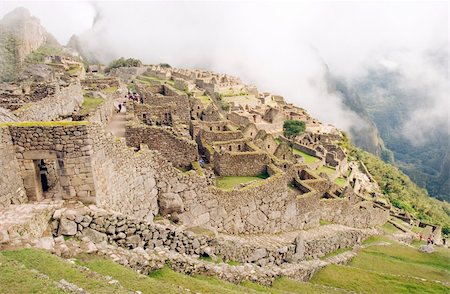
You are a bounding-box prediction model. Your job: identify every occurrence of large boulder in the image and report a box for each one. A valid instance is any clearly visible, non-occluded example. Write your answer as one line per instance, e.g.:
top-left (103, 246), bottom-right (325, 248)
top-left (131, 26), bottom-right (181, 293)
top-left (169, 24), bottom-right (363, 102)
top-left (58, 218), bottom-right (77, 235)
top-left (158, 193), bottom-right (184, 215)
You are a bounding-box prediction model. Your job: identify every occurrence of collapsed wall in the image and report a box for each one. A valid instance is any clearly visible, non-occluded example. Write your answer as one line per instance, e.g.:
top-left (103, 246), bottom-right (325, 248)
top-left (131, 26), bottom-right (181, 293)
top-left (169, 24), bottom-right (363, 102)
top-left (0, 126), bottom-right (26, 208)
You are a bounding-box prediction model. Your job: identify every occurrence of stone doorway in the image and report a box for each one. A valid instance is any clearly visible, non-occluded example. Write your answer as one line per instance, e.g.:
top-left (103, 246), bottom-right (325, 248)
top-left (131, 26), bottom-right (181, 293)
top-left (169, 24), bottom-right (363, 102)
top-left (21, 151), bottom-right (64, 202)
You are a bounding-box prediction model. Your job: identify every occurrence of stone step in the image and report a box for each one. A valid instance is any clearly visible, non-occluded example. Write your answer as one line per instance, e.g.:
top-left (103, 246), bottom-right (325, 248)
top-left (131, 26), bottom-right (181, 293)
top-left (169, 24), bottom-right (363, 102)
top-left (0, 201), bottom-right (64, 245)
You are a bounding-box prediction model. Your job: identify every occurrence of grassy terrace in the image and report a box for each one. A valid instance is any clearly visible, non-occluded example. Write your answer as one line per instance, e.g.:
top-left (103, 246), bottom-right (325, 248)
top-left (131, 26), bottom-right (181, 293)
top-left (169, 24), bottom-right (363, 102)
top-left (316, 165), bottom-right (336, 176)
top-left (102, 86), bottom-right (118, 94)
top-left (138, 74), bottom-right (175, 86)
top-left (197, 95), bottom-right (212, 105)
top-left (334, 177), bottom-right (347, 187)
top-left (1, 242), bottom-right (448, 293)
top-left (275, 138), bottom-right (320, 164)
top-left (80, 95), bottom-right (104, 115)
top-left (312, 242), bottom-right (450, 293)
top-left (216, 173), bottom-right (269, 190)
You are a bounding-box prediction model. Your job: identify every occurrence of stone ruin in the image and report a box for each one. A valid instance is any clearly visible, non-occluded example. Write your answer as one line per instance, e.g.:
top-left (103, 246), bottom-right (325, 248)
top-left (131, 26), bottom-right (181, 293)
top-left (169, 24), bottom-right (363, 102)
top-left (0, 61), bottom-right (397, 286)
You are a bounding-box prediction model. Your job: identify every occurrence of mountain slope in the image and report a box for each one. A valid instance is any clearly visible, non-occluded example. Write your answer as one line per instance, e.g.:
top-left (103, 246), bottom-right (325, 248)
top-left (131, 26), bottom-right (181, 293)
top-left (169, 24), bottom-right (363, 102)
top-left (335, 69), bottom-right (450, 201)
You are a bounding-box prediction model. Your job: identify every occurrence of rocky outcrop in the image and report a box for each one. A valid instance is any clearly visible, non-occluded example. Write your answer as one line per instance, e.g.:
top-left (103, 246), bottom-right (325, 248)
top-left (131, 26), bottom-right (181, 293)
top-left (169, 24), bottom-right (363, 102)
top-left (0, 7), bottom-right (58, 81)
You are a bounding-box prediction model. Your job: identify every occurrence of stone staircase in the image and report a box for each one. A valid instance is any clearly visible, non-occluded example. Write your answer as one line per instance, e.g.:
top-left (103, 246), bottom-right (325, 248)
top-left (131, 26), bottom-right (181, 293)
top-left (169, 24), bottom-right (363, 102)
top-left (0, 200), bottom-right (63, 245)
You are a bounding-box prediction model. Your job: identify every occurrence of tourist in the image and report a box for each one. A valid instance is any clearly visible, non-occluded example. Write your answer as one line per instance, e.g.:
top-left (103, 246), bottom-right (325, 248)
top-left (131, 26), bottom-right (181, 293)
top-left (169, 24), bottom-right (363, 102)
top-left (117, 103), bottom-right (122, 113)
top-left (199, 158), bottom-right (205, 168)
top-left (418, 233), bottom-right (423, 241)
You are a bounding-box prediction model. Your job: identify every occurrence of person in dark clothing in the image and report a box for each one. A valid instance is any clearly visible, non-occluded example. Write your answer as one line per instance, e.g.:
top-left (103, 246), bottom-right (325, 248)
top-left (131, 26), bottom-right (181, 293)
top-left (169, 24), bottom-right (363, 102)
top-left (117, 103), bottom-right (122, 113)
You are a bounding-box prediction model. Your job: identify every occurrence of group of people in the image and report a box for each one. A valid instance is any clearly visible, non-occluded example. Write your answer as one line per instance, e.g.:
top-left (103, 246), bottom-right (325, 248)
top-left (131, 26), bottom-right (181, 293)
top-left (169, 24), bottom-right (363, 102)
top-left (126, 90), bottom-right (143, 104)
top-left (418, 233), bottom-right (436, 245)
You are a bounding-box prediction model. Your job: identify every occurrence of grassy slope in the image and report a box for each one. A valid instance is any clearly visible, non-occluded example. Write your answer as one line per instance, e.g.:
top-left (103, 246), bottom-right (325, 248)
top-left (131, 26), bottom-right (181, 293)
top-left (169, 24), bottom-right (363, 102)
top-left (1, 243), bottom-right (448, 294)
top-left (311, 239), bottom-right (450, 294)
top-left (0, 253), bottom-right (64, 294)
top-left (216, 174), bottom-right (269, 190)
top-left (340, 134), bottom-right (450, 232)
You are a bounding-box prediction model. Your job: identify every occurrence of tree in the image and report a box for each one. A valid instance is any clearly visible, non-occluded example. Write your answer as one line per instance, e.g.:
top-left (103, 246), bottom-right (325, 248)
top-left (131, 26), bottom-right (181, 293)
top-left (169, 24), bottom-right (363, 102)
top-left (105, 57), bottom-right (142, 72)
top-left (283, 120), bottom-right (305, 139)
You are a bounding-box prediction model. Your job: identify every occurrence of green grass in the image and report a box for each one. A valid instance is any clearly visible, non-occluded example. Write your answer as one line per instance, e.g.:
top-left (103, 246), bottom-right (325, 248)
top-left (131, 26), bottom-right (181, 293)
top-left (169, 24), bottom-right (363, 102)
top-left (292, 148), bottom-right (320, 164)
top-left (80, 95), bottom-right (104, 115)
top-left (320, 247), bottom-right (352, 260)
top-left (311, 264), bottom-right (449, 294)
top-left (0, 253), bottom-right (65, 294)
top-left (316, 165), bottom-right (336, 176)
top-left (350, 244), bottom-right (450, 283)
top-left (0, 121), bottom-right (88, 127)
top-left (216, 174), bottom-right (269, 190)
top-left (381, 222), bottom-right (402, 234)
top-left (2, 249), bottom-right (127, 294)
top-left (319, 219), bottom-right (333, 226)
top-left (334, 177), bottom-right (347, 187)
top-left (197, 95), bottom-right (212, 105)
top-left (102, 86), bottom-right (118, 94)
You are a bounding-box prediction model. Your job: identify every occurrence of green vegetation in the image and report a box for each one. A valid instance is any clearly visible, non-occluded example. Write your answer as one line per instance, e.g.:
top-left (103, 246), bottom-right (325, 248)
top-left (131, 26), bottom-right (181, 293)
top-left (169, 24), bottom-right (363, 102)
top-left (342, 138), bottom-right (450, 234)
top-left (334, 177), bottom-right (347, 187)
top-left (216, 174), bottom-right (269, 190)
top-left (106, 57), bottom-right (142, 72)
top-left (24, 43), bottom-right (64, 64)
top-left (159, 63), bottom-right (171, 68)
top-left (350, 244), bottom-right (450, 284)
top-left (320, 247), bottom-right (352, 260)
top-left (292, 148), bottom-right (320, 164)
top-left (67, 63), bottom-right (83, 75)
top-left (197, 95), bottom-right (212, 105)
top-left (316, 166), bottom-right (336, 176)
top-left (102, 86), bottom-right (118, 94)
top-left (283, 120), bottom-right (305, 139)
top-left (221, 101), bottom-right (231, 111)
top-left (1, 249), bottom-right (127, 293)
top-left (319, 219), bottom-right (333, 226)
top-left (0, 253), bottom-right (64, 294)
top-left (2, 246), bottom-right (448, 294)
top-left (381, 222), bottom-right (401, 234)
top-left (80, 95), bottom-right (104, 115)
top-left (0, 121), bottom-right (88, 127)
top-left (312, 263), bottom-right (448, 294)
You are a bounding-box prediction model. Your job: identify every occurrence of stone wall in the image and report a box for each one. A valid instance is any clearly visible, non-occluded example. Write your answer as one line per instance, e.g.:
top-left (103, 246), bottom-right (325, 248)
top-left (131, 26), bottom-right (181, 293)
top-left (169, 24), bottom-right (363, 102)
top-left (319, 199), bottom-right (390, 228)
top-left (0, 127), bottom-right (26, 208)
top-left (125, 124), bottom-right (198, 169)
top-left (109, 67), bottom-right (147, 82)
top-left (89, 125), bottom-right (159, 221)
top-left (200, 129), bottom-right (243, 144)
top-left (13, 82), bottom-right (83, 121)
top-left (213, 150), bottom-right (270, 176)
top-left (8, 123), bottom-right (96, 203)
top-left (52, 206), bottom-right (373, 269)
top-left (86, 94), bottom-right (116, 126)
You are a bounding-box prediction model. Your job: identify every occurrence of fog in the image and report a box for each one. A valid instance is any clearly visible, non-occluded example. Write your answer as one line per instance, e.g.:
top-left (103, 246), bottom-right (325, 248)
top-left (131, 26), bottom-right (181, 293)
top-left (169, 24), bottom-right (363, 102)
top-left (1, 1), bottom-right (448, 141)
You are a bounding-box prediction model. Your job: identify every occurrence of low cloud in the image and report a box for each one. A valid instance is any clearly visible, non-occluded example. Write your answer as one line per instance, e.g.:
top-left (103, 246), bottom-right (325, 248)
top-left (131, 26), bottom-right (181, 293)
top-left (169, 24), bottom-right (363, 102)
top-left (1, 1), bottom-right (448, 139)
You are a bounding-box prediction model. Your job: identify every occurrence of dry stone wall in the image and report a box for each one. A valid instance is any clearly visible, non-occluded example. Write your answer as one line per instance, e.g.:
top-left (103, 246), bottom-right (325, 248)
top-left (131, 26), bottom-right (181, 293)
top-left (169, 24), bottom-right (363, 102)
top-left (213, 150), bottom-right (270, 176)
top-left (14, 82), bottom-right (83, 121)
top-left (88, 125), bottom-right (159, 221)
top-left (319, 199), bottom-right (389, 228)
top-left (8, 124), bottom-right (96, 202)
top-left (125, 125), bottom-right (198, 169)
top-left (0, 127), bottom-right (26, 208)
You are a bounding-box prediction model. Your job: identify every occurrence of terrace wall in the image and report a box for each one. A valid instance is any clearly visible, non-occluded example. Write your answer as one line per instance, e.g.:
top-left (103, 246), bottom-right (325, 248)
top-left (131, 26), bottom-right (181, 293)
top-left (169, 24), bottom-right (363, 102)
top-left (13, 82), bottom-right (83, 121)
top-left (0, 127), bottom-right (26, 208)
top-left (125, 125), bottom-right (198, 169)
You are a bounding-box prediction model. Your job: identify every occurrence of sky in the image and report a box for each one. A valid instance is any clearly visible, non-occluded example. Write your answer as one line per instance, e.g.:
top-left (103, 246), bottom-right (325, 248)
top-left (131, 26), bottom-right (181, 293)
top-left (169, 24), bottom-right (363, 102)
top-left (0, 0), bottom-right (448, 140)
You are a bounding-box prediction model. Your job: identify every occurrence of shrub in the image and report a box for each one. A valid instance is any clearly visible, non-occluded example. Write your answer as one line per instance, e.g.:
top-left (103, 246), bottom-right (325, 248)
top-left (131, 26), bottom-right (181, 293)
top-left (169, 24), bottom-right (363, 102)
top-left (283, 120), bottom-right (305, 139)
